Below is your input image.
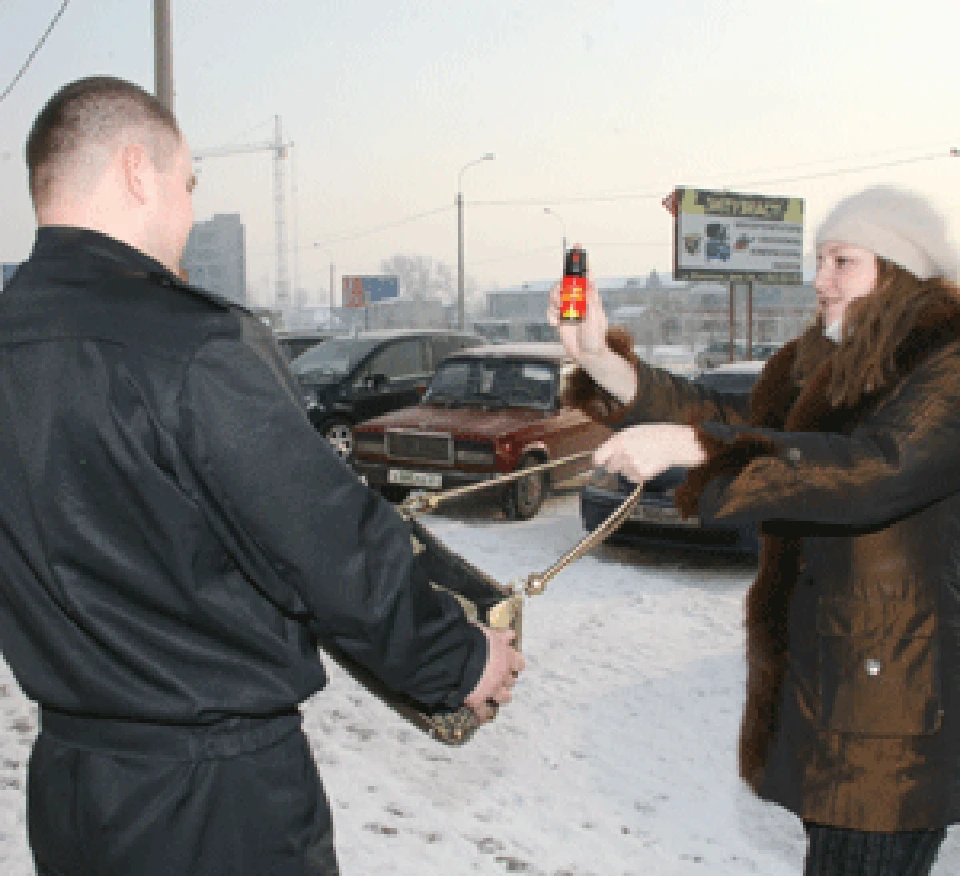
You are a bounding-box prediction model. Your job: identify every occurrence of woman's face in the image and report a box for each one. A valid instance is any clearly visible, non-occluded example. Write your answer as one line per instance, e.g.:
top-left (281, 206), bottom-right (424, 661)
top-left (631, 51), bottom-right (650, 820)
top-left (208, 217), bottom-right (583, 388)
top-left (814, 242), bottom-right (878, 327)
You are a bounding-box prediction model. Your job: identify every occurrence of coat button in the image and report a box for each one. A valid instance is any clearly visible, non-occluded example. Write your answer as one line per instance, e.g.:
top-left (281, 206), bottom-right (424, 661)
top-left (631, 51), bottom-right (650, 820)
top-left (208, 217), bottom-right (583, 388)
top-left (787, 447), bottom-right (803, 463)
top-left (865, 658), bottom-right (882, 677)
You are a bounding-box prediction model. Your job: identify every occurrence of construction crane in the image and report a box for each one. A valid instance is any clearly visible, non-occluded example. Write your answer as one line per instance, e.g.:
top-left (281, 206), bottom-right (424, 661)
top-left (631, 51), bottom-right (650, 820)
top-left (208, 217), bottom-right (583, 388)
top-left (192, 116), bottom-right (294, 310)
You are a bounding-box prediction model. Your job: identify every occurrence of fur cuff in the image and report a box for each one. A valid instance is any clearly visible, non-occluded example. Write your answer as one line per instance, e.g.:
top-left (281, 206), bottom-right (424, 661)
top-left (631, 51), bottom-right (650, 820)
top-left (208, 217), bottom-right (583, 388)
top-left (674, 426), bottom-right (780, 518)
top-left (561, 326), bottom-right (639, 425)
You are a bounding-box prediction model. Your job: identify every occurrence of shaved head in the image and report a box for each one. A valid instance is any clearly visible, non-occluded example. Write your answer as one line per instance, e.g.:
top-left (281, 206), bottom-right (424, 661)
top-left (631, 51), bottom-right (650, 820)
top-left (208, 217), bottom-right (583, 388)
top-left (26, 76), bottom-right (182, 208)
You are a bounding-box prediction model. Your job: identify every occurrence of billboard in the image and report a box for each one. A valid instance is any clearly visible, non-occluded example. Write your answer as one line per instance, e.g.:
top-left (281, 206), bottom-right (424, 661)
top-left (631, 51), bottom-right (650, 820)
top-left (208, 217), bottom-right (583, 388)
top-left (341, 275), bottom-right (400, 308)
top-left (1, 263), bottom-right (19, 290)
top-left (673, 188), bottom-right (804, 284)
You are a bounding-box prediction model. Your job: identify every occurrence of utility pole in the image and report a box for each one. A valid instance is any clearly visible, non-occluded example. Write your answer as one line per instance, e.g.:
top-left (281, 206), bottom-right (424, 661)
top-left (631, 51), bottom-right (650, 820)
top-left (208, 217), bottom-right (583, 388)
top-left (728, 280), bottom-right (736, 363)
top-left (456, 153), bottom-right (495, 330)
top-left (154, 0), bottom-right (174, 112)
top-left (457, 189), bottom-right (464, 329)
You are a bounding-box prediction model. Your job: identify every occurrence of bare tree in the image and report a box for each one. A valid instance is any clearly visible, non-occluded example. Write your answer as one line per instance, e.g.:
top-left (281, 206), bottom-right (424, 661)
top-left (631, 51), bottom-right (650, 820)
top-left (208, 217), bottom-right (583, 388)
top-left (379, 254), bottom-right (449, 301)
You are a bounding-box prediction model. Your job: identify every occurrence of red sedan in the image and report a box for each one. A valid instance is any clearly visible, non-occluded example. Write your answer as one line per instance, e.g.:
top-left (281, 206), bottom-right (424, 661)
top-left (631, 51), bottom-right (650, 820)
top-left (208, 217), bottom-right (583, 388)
top-left (351, 343), bottom-right (610, 519)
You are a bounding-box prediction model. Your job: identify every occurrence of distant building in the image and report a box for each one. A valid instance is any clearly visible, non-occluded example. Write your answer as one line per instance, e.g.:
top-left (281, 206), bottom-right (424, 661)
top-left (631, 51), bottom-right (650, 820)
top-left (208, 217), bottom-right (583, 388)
top-left (1, 262), bottom-right (20, 290)
top-left (182, 213), bottom-right (246, 306)
top-left (364, 297), bottom-right (447, 331)
top-left (481, 272), bottom-right (816, 350)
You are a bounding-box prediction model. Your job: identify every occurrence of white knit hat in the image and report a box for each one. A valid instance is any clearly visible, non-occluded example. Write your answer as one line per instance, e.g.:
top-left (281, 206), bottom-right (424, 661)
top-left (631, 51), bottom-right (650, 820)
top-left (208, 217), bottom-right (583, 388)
top-left (816, 186), bottom-right (959, 282)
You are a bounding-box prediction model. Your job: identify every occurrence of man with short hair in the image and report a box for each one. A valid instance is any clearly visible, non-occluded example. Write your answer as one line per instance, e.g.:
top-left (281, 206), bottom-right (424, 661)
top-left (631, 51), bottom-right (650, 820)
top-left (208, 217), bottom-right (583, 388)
top-left (3, 76), bottom-right (522, 876)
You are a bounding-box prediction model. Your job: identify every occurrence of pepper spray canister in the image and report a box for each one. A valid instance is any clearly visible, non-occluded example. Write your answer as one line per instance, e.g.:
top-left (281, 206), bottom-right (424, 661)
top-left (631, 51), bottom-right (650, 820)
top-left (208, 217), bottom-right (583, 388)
top-left (560, 246), bottom-right (588, 322)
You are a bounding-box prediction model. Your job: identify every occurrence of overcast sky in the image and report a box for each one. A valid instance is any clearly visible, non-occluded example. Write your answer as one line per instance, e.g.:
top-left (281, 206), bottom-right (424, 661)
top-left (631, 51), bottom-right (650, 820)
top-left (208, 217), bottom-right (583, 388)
top-left (1, 0), bottom-right (959, 308)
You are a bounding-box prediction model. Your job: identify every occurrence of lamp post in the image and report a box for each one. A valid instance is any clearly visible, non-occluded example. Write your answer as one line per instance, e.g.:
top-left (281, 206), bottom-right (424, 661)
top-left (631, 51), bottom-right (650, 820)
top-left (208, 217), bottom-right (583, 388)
top-left (543, 207), bottom-right (567, 268)
top-left (153, 0), bottom-right (174, 112)
top-left (457, 153), bottom-right (495, 329)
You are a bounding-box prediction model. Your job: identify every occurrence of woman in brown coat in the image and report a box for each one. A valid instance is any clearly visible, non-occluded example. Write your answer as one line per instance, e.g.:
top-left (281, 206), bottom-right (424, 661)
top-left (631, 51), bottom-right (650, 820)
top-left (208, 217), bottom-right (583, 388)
top-left (553, 187), bottom-right (960, 875)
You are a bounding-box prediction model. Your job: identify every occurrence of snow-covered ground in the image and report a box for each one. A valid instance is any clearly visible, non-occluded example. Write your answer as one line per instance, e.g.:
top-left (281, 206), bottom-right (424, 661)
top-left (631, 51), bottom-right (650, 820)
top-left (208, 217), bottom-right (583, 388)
top-left (1, 490), bottom-right (959, 874)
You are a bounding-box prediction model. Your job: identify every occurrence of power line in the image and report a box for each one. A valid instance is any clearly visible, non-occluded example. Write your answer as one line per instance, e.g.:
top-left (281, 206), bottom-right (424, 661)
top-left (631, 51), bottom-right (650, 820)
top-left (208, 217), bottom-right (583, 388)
top-left (726, 152), bottom-right (948, 189)
top-left (705, 139), bottom-right (958, 179)
top-left (470, 149), bottom-right (956, 208)
top-left (472, 191), bottom-right (664, 207)
top-left (471, 241), bottom-right (669, 267)
top-left (591, 241), bottom-right (669, 248)
top-left (309, 204), bottom-right (452, 248)
top-left (0, 0), bottom-right (72, 107)
top-left (471, 245), bottom-right (558, 267)
top-left (300, 146), bottom-right (957, 252)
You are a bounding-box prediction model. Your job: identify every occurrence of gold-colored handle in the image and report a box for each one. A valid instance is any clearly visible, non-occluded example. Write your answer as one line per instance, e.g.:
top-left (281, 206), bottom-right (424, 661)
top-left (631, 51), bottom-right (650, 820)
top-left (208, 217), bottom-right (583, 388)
top-left (399, 450), bottom-right (595, 517)
top-left (522, 483), bottom-right (644, 597)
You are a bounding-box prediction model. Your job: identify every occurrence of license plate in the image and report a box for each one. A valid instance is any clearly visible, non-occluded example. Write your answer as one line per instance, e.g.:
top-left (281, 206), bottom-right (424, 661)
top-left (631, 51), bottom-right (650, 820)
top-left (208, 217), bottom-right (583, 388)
top-left (632, 504), bottom-right (700, 527)
top-left (388, 469), bottom-right (443, 489)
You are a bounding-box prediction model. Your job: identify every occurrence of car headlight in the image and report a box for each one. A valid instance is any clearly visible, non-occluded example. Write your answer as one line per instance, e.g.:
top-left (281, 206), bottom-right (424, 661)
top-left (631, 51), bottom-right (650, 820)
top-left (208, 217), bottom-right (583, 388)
top-left (587, 467), bottom-right (628, 492)
top-left (455, 440), bottom-right (496, 467)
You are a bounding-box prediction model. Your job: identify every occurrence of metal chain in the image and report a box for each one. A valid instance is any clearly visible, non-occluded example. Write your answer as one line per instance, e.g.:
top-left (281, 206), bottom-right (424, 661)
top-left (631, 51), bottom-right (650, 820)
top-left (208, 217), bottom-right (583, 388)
top-left (395, 448), bottom-right (649, 600)
top-left (399, 450), bottom-right (595, 516)
top-left (520, 484), bottom-right (645, 596)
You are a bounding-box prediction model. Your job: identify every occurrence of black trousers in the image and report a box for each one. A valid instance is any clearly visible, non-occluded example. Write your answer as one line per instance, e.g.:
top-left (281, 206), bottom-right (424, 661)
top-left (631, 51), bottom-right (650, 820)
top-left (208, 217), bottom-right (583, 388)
top-left (28, 709), bottom-right (339, 876)
top-left (803, 822), bottom-right (946, 876)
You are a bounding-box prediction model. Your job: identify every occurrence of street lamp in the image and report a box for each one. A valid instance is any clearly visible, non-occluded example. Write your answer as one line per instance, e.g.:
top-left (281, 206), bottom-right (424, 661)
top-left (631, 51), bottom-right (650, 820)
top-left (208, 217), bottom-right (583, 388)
top-left (543, 207), bottom-right (568, 268)
top-left (457, 153), bottom-right (495, 329)
top-left (154, 0), bottom-right (174, 112)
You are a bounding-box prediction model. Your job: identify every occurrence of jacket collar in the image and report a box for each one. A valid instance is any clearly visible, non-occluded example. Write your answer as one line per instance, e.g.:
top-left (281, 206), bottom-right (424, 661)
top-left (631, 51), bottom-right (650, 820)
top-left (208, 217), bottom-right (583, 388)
top-left (29, 226), bottom-right (246, 315)
top-left (31, 226), bottom-right (177, 283)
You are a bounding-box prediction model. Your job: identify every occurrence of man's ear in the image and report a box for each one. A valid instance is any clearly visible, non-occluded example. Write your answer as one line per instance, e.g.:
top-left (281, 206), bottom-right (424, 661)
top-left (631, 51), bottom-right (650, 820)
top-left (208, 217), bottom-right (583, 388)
top-left (120, 143), bottom-right (151, 204)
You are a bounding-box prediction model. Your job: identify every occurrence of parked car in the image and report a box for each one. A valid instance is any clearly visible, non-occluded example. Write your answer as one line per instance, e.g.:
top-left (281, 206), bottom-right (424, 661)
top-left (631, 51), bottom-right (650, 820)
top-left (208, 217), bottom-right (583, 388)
top-left (289, 329), bottom-right (484, 458)
top-left (274, 329), bottom-right (337, 362)
top-left (751, 341), bottom-right (783, 360)
top-left (579, 360), bottom-right (766, 555)
top-left (351, 343), bottom-right (610, 519)
top-left (696, 340), bottom-right (781, 371)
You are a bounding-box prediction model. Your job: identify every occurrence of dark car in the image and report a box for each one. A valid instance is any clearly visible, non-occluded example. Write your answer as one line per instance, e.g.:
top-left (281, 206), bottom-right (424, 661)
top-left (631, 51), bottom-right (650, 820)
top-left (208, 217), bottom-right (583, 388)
top-left (351, 343), bottom-right (610, 519)
top-left (580, 361), bottom-right (765, 555)
top-left (289, 329), bottom-right (484, 458)
top-left (274, 329), bottom-right (336, 362)
top-left (696, 340), bottom-right (781, 371)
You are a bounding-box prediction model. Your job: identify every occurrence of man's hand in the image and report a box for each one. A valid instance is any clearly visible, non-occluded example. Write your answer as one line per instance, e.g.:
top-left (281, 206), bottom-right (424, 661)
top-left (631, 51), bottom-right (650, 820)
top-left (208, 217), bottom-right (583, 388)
top-left (594, 424), bottom-right (706, 486)
top-left (464, 626), bottom-right (525, 723)
top-left (548, 279), bottom-right (608, 362)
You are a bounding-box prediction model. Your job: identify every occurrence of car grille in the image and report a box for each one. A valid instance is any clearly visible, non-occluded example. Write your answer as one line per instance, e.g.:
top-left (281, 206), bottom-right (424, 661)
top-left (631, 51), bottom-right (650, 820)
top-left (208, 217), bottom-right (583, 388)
top-left (354, 432), bottom-right (386, 455)
top-left (386, 431), bottom-right (453, 465)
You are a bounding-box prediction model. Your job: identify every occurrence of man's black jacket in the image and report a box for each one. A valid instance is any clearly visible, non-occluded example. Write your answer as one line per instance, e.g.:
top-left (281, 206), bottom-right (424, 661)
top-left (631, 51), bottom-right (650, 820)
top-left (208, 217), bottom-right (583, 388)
top-left (0, 228), bottom-right (485, 722)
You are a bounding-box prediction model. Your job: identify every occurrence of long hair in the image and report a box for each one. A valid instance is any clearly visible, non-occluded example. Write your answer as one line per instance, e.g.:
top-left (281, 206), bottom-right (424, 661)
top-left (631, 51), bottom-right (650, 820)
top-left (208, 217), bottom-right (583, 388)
top-left (827, 258), bottom-right (959, 408)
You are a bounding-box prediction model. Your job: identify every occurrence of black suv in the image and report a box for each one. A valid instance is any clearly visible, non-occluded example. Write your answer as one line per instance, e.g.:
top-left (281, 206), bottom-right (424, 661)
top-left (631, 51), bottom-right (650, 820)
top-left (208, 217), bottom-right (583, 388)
top-left (274, 329), bottom-right (336, 362)
top-left (289, 329), bottom-right (484, 458)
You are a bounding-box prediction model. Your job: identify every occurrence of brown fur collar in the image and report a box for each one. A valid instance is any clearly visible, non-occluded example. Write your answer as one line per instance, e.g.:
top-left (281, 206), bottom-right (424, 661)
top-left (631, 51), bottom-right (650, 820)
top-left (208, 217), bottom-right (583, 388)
top-left (747, 282), bottom-right (960, 434)
top-left (674, 282), bottom-right (960, 790)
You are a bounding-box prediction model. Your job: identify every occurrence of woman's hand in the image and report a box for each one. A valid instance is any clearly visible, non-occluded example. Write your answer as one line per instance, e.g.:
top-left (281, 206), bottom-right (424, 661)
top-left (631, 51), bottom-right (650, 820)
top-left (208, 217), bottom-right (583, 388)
top-left (548, 279), bottom-right (608, 363)
top-left (548, 277), bottom-right (638, 403)
top-left (594, 424), bottom-right (706, 486)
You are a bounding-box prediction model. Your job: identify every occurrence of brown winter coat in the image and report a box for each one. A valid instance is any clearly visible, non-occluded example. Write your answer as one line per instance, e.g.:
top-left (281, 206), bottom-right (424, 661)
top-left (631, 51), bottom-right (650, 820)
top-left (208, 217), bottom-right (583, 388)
top-left (565, 284), bottom-right (960, 831)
